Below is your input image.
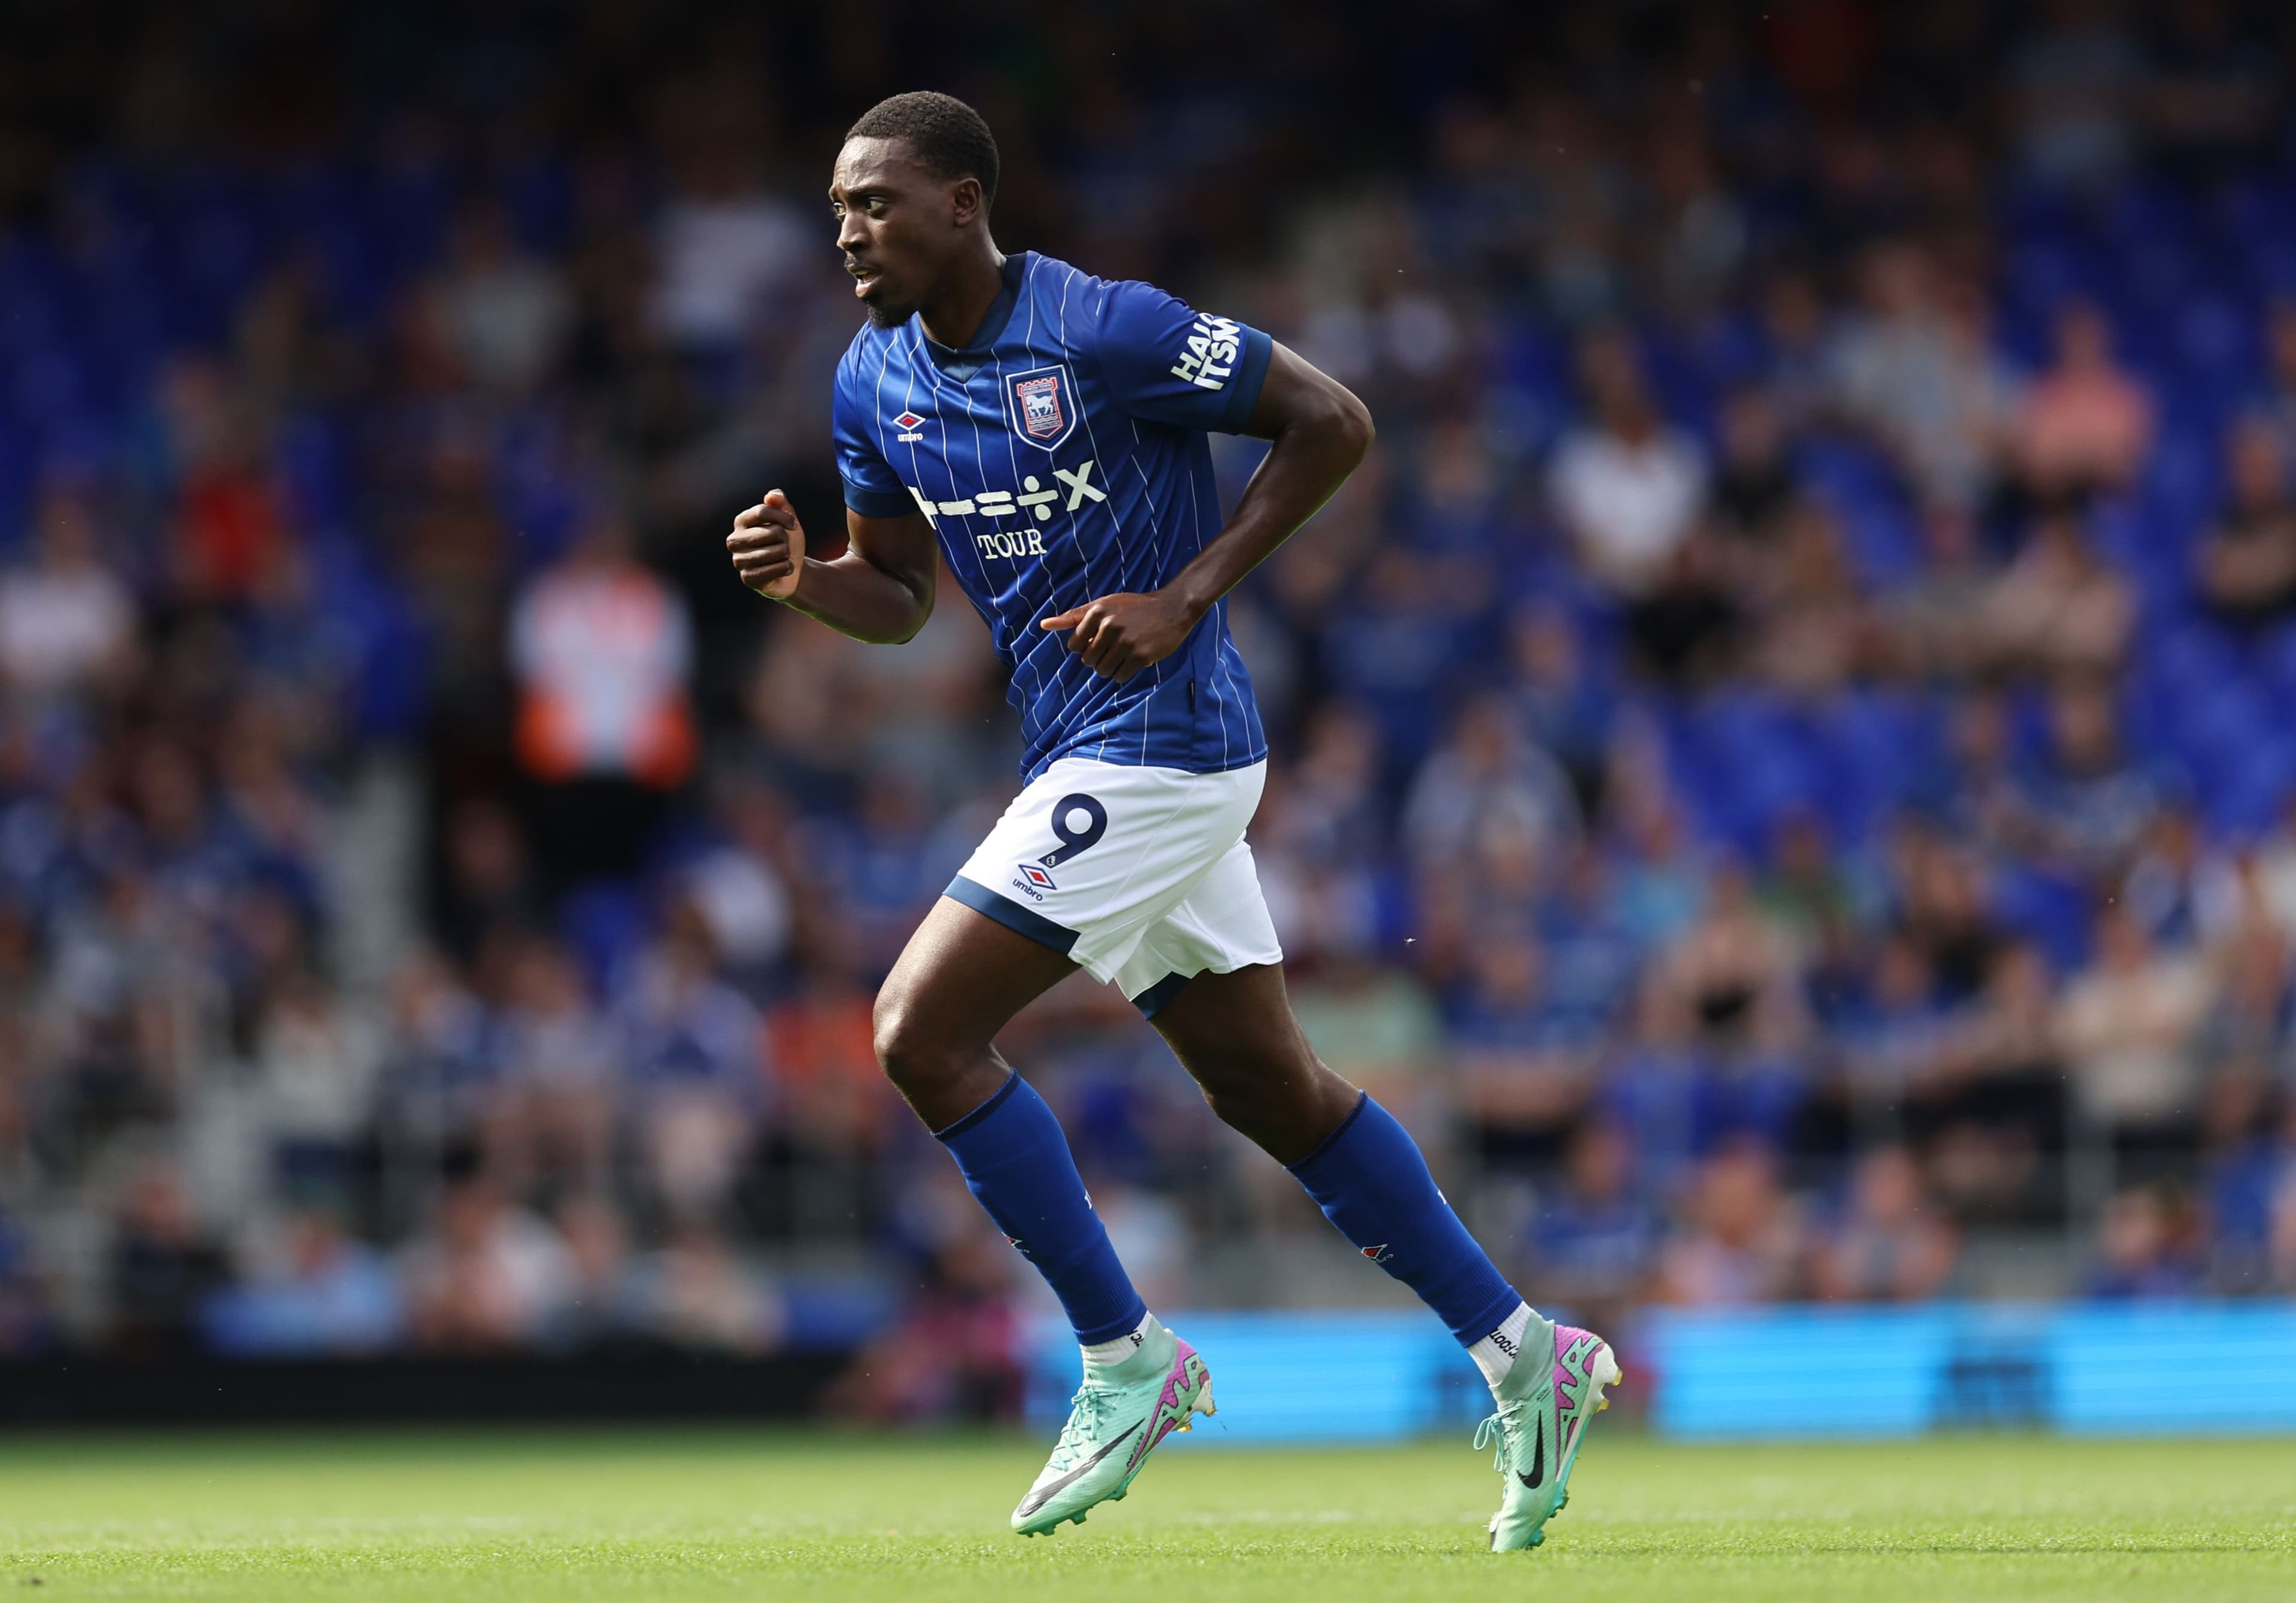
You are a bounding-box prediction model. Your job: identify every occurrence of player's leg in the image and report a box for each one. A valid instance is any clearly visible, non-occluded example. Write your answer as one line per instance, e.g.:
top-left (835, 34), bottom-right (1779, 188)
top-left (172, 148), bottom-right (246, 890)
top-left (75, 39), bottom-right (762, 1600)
top-left (887, 762), bottom-right (1256, 1533)
top-left (874, 893), bottom-right (1149, 1355)
top-left (1149, 963), bottom-right (1529, 1352)
top-left (1129, 855), bottom-right (1617, 1551)
top-left (877, 894), bottom-right (1211, 1536)
top-left (874, 892), bottom-right (1076, 1128)
top-left (1120, 845), bottom-right (1528, 1346)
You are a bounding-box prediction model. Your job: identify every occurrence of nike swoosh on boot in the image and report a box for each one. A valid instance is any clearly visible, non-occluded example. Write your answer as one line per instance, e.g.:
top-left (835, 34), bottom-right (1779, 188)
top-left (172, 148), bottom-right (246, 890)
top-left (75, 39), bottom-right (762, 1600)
top-left (1517, 1415), bottom-right (1545, 1489)
top-left (1015, 1422), bottom-right (1142, 1517)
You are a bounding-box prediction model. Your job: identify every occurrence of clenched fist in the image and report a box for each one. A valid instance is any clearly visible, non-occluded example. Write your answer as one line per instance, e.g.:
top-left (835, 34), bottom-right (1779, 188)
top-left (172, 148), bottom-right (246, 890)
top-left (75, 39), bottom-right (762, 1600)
top-left (728, 490), bottom-right (806, 600)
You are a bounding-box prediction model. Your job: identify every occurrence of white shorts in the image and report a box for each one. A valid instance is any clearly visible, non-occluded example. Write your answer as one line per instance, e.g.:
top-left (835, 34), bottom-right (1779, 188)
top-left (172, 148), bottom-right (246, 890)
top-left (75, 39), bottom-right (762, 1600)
top-left (947, 758), bottom-right (1283, 1016)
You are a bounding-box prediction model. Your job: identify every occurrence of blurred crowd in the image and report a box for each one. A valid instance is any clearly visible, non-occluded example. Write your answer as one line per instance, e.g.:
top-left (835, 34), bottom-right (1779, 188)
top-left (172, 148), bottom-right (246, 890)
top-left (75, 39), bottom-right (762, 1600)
top-left (5, 2), bottom-right (2296, 1413)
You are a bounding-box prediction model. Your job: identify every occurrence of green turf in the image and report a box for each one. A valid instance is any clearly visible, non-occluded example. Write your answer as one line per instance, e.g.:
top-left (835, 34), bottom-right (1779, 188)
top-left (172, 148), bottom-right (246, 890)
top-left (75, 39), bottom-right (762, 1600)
top-left (0, 1428), bottom-right (2289, 1601)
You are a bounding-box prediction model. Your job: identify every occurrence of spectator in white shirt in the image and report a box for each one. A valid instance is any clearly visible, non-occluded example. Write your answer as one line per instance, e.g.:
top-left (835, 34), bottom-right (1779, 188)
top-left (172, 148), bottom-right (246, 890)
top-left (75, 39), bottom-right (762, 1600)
top-left (1548, 329), bottom-right (1708, 597)
top-left (0, 487), bottom-right (136, 700)
top-left (437, 203), bottom-right (572, 395)
top-left (649, 148), bottom-right (810, 349)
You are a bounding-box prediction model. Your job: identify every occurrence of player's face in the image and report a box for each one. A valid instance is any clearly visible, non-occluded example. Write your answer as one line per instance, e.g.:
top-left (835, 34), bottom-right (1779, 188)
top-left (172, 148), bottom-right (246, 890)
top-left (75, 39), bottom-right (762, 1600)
top-left (830, 138), bottom-right (967, 329)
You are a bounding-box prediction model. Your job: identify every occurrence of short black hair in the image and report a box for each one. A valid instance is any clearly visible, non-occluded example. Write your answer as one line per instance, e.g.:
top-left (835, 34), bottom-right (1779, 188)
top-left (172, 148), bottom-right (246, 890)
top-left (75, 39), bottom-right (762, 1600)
top-left (845, 91), bottom-right (1000, 210)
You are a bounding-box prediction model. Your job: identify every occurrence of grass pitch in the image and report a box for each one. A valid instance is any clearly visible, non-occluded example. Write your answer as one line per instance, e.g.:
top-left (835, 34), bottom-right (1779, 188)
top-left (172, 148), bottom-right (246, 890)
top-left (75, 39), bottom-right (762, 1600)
top-left (0, 1428), bottom-right (2289, 1601)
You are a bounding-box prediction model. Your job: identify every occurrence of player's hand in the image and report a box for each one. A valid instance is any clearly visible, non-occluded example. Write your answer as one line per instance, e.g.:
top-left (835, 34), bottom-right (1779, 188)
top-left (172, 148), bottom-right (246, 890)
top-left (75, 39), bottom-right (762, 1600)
top-left (728, 490), bottom-right (805, 601)
top-left (1040, 590), bottom-right (1200, 681)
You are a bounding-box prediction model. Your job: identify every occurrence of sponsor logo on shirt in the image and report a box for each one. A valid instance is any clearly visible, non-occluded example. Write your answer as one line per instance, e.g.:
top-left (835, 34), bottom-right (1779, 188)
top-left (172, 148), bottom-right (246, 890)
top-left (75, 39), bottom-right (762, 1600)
top-left (905, 460), bottom-right (1112, 563)
top-left (1171, 313), bottom-right (1243, 391)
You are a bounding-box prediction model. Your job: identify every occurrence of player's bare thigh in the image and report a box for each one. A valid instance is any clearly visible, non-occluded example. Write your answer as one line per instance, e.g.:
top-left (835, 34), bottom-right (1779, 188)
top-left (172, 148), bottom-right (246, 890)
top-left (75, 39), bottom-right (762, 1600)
top-left (1149, 963), bottom-right (1361, 1164)
top-left (873, 893), bottom-right (1080, 1129)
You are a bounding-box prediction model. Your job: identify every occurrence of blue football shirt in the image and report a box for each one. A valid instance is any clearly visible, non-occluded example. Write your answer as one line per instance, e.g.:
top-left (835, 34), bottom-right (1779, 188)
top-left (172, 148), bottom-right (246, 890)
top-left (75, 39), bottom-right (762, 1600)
top-left (831, 251), bottom-right (1274, 781)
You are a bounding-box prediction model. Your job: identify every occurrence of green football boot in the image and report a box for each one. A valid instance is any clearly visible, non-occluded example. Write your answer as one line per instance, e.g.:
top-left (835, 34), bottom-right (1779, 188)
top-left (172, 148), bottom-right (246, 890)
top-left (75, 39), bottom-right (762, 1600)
top-left (1476, 1321), bottom-right (1622, 1551)
top-left (1011, 1318), bottom-right (1213, 1535)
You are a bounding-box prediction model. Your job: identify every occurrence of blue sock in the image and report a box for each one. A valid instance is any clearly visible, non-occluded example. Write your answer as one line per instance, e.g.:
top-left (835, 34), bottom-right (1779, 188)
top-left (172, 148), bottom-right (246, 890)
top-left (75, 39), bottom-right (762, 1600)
top-left (1288, 1093), bottom-right (1523, 1346)
top-left (934, 1072), bottom-right (1147, 1346)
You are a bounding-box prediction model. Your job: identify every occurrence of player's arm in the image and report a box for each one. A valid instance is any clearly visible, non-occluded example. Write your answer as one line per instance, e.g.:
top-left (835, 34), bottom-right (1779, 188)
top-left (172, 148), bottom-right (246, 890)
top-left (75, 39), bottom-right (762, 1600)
top-left (1042, 342), bottom-right (1372, 679)
top-left (726, 491), bottom-right (937, 645)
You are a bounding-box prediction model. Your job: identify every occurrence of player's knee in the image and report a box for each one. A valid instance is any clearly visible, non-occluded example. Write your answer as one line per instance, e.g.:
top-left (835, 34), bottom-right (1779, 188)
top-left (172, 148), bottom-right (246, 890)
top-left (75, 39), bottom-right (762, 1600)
top-left (1192, 1055), bottom-right (1303, 1132)
top-left (1199, 1080), bottom-right (1320, 1159)
top-left (870, 991), bottom-right (947, 1096)
top-left (1195, 1079), bottom-right (1263, 1131)
top-left (1185, 1049), bottom-right (1259, 1113)
top-left (1189, 1046), bottom-right (1354, 1155)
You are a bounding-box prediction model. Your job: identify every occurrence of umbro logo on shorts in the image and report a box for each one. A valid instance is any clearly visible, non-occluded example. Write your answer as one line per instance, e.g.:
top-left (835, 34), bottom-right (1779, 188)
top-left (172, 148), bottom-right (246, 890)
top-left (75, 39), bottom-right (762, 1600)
top-left (955, 758), bottom-right (1280, 990)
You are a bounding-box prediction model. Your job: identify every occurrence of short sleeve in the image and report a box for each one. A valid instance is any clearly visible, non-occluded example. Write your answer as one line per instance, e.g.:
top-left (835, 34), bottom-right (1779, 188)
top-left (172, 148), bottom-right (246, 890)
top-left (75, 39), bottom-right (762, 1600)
top-left (1091, 279), bottom-right (1274, 434)
top-left (832, 361), bottom-right (919, 520)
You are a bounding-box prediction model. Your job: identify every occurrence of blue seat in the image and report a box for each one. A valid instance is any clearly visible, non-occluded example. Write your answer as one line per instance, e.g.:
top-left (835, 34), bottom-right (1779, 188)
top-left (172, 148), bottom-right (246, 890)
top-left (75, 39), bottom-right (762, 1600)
top-left (2248, 239), bottom-right (2296, 297)
top-left (2147, 582), bottom-right (2231, 652)
top-left (8, 346), bottom-right (89, 426)
top-left (559, 881), bottom-right (651, 994)
top-left (2006, 242), bottom-right (2088, 319)
top-left (2174, 297), bottom-right (2261, 390)
top-left (1828, 491), bottom-right (1921, 588)
top-left (2254, 621), bottom-right (2296, 694)
top-left (1990, 866), bottom-right (2092, 973)
top-left (2144, 429), bottom-right (2224, 533)
top-left (2214, 176), bottom-right (2295, 251)
top-left (1822, 689), bottom-right (1941, 825)
top-left (2170, 674), bottom-right (2274, 771)
top-left (2203, 742), bottom-right (2296, 838)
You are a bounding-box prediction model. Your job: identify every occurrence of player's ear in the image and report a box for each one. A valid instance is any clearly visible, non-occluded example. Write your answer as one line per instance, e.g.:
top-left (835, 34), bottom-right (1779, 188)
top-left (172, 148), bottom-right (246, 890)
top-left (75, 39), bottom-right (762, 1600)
top-left (950, 175), bottom-right (984, 230)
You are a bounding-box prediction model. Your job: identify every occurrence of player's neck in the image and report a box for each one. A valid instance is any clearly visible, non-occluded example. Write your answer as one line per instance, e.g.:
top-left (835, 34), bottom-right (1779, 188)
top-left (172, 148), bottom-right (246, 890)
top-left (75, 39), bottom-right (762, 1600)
top-left (917, 242), bottom-right (1009, 350)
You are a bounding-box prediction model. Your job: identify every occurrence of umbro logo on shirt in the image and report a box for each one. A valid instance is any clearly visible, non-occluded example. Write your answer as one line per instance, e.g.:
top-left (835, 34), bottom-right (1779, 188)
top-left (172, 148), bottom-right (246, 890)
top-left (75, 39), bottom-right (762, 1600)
top-left (893, 410), bottom-right (926, 442)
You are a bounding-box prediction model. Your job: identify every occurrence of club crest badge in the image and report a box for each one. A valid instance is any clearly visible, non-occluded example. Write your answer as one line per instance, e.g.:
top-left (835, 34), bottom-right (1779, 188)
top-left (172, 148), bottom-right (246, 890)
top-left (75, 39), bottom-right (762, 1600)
top-left (1006, 365), bottom-right (1078, 451)
top-left (1016, 377), bottom-right (1061, 437)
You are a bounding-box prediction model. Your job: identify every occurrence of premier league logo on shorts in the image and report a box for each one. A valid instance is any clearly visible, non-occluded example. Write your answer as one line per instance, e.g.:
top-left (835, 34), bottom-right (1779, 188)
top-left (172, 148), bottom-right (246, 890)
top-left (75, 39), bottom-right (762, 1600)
top-left (1006, 365), bottom-right (1078, 451)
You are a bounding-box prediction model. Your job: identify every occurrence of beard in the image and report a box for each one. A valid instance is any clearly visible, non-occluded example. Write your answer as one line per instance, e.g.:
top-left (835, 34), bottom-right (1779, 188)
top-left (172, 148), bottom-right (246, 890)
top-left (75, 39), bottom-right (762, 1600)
top-left (864, 297), bottom-right (917, 329)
